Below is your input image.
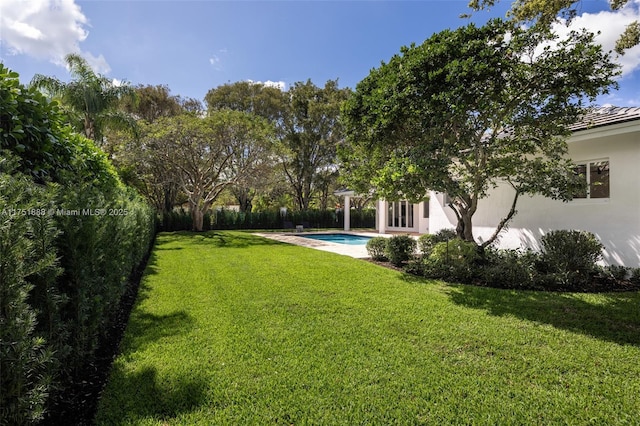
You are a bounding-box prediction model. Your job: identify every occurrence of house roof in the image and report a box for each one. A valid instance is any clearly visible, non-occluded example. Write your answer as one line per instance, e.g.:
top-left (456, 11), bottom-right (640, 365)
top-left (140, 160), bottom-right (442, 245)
top-left (569, 106), bottom-right (640, 132)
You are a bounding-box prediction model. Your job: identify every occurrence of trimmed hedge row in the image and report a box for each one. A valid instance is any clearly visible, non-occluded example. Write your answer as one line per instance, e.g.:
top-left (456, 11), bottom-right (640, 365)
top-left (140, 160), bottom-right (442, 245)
top-left (0, 67), bottom-right (155, 424)
top-left (158, 208), bottom-right (376, 232)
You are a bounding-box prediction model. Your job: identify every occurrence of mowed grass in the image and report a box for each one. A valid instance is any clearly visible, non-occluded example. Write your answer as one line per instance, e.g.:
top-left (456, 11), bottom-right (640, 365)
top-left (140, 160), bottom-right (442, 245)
top-left (96, 231), bottom-right (640, 425)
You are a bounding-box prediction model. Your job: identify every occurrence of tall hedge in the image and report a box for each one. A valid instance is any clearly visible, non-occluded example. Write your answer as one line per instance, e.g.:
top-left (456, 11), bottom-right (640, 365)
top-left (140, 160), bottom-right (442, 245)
top-left (0, 65), bottom-right (155, 424)
top-left (0, 165), bottom-right (57, 425)
top-left (158, 208), bottom-right (376, 232)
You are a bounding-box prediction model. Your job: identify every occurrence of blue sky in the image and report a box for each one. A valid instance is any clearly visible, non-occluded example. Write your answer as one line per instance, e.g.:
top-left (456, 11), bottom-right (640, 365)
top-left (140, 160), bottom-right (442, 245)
top-left (2, 0), bottom-right (640, 106)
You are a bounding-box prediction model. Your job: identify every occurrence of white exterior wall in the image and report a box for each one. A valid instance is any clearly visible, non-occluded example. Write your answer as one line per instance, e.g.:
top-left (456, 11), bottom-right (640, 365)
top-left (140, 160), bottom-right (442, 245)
top-left (425, 122), bottom-right (640, 266)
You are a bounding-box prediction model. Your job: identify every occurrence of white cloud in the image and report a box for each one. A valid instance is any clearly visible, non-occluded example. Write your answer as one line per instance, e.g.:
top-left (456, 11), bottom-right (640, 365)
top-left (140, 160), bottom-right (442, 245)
top-left (247, 79), bottom-right (286, 91)
top-left (83, 51), bottom-right (110, 74)
top-left (0, 0), bottom-right (109, 73)
top-left (209, 49), bottom-right (227, 70)
top-left (549, 2), bottom-right (640, 76)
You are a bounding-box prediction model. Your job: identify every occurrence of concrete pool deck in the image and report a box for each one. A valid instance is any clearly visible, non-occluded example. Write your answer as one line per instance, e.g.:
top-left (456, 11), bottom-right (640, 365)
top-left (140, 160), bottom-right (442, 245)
top-left (254, 231), bottom-right (389, 258)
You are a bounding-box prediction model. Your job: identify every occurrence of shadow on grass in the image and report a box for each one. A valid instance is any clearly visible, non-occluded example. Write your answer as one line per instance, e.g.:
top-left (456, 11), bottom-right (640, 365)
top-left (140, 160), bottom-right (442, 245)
top-left (97, 365), bottom-right (208, 424)
top-left (447, 285), bottom-right (640, 346)
top-left (124, 308), bottom-right (196, 353)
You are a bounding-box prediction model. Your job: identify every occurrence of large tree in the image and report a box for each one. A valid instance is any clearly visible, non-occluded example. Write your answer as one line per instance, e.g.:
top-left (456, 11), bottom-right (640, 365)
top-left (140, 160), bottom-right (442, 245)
top-left (205, 81), bottom-right (284, 212)
top-left (112, 84), bottom-right (185, 212)
top-left (280, 79), bottom-right (351, 211)
top-left (121, 84), bottom-right (182, 123)
top-left (341, 19), bottom-right (619, 247)
top-left (205, 81), bottom-right (284, 122)
top-left (30, 54), bottom-right (136, 144)
top-left (144, 111), bottom-right (273, 231)
top-left (468, 0), bottom-right (639, 53)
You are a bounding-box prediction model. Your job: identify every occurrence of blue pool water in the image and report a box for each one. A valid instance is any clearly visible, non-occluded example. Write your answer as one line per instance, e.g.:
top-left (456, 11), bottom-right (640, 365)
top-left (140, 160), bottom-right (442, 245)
top-left (299, 233), bottom-right (372, 245)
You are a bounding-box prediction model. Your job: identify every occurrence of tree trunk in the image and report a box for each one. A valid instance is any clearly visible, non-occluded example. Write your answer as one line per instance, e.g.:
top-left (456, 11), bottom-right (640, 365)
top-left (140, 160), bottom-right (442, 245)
top-left (190, 202), bottom-right (204, 232)
top-left (235, 187), bottom-right (253, 213)
top-left (163, 186), bottom-right (176, 214)
top-left (462, 212), bottom-right (474, 242)
top-left (455, 209), bottom-right (475, 243)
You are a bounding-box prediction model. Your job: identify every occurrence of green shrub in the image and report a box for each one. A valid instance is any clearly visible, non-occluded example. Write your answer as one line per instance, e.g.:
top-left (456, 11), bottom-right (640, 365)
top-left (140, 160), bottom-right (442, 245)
top-left (426, 239), bottom-right (479, 282)
top-left (631, 268), bottom-right (640, 285)
top-left (385, 235), bottom-right (417, 266)
top-left (540, 230), bottom-right (603, 286)
top-left (0, 167), bottom-right (56, 424)
top-left (434, 228), bottom-right (458, 241)
top-left (480, 248), bottom-right (539, 289)
top-left (606, 265), bottom-right (629, 281)
top-left (417, 235), bottom-right (437, 258)
top-left (366, 237), bottom-right (388, 261)
top-left (418, 229), bottom-right (457, 257)
top-left (403, 258), bottom-right (427, 276)
top-left (0, 64), bottom-right (72, 183)
top-left (0, 67), bottom-right (156, 422)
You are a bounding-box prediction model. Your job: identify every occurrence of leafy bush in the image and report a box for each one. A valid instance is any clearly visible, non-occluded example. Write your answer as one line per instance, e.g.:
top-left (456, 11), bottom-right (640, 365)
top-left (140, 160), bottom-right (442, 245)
top-left (480, 248), bottom-right (539, 289)
top-left (606, 265), bottom-right (629, 281)
top-left (417, 234), bottom-right (436, 257)
top-left (0, 64), bottom-right (73, 183)
top-left (403, 258), bottom-right (427, 276)
top-left (425, 239), bottom-right (479, 282)
top-left (434, 228), bottom-right (458, 241)
top-left (0, 67), bottom-right (156, 422)
top-left (0, 168), bottom-right (57, 424)
top-left (366, 237), bottom-right (388, 261)
top-left (385, 235), bottom-right (417, 266)
top-left (540, 230), bottom-right (603, 286)
top-left (631, 268), bottom-right (640, 285)
top-left (418, 228), bottom-right (457, 257)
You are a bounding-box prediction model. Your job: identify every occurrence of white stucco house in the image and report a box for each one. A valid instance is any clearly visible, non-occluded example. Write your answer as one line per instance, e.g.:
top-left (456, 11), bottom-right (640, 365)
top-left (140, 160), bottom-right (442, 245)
top-left (341, 106), bottom-right (640, 267)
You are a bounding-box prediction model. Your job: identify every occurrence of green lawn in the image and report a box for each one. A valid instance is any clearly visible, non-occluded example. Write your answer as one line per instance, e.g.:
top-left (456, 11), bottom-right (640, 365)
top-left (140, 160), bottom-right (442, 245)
top-left (96, 231), bottom-right (640, 425)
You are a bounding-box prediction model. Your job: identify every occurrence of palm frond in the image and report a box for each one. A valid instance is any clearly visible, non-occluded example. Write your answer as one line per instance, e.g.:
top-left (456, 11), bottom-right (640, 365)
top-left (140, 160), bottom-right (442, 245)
top-left (29, 74), bottom-right (66, 99)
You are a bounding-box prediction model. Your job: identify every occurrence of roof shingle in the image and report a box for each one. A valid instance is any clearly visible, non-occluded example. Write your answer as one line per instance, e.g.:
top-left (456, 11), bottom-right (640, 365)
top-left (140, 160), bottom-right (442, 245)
top-left (569, 105), bottom-right (640, 131)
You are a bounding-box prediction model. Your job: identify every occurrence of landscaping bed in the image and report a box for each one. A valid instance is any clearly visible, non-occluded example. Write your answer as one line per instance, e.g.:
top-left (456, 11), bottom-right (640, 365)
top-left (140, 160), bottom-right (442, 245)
top-left (367, 230), bottom-right (640, 293)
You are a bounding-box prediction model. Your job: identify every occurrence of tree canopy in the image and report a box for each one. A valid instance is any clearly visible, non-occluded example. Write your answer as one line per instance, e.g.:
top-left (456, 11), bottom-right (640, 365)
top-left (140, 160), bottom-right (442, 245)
top-left (142, 110), bottom-right (274, 230)
top-left (30, 53), bottom-right (137, 144)
top-left (205, 81), bottom-right (284, 211)
top-left (280, 79), bottom-right (351, 211)
top-left (341, 19), bottom-right (619, 246)
top-left (468, 0), bottom-right (640, 54)
top-left (120, 84), bottom-right (182, 123)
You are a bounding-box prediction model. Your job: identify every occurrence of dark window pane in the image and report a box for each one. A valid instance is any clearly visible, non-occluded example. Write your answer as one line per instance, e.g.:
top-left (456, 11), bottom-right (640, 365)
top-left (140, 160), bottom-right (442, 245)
top-left (590, 161), bottom-right (609, 198)
top-left (573, 164), bottom-right (587, 199)
top-left (394, 202), bottom-right (399, 227)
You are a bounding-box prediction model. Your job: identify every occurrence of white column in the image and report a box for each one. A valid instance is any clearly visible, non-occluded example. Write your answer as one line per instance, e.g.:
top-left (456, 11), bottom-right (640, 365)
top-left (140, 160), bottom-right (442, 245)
top-left (344, 195), bottom-right (351, 231)
top-left (378, 199), bottom-right (386, 234)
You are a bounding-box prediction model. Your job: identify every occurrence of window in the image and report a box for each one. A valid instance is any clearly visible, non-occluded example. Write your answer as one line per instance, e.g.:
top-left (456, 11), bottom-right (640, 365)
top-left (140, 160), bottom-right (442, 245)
top-left (574, 160), bottom-right (609, 199)
top-left (423, 200), bottom-right (429, 218)
top-left (387, 201), bottom-right (414, 228)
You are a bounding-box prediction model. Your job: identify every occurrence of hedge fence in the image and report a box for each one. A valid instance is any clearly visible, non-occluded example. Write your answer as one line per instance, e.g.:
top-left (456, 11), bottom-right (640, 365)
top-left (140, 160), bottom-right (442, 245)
top-left (0, 65), bottom-right (155, 425)
top-left (158, 208), bottom-right (376, 232)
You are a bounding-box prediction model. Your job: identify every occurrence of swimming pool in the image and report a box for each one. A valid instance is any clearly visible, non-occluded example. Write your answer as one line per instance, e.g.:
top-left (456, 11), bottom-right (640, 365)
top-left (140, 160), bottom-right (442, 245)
top-left (299, 233), bottom-right (372, 246)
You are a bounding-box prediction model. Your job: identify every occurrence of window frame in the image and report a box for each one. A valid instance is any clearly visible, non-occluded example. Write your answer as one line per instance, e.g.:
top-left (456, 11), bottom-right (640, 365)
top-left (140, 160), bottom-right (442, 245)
top-left (573, 158), bottom-right (610, 201)
top-left (387, 201), bottom-right (415, 229)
